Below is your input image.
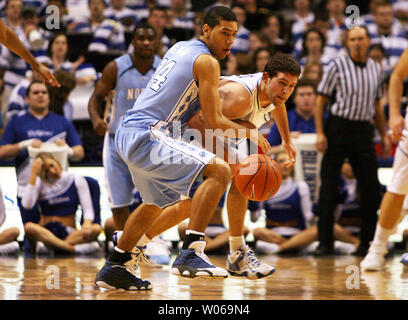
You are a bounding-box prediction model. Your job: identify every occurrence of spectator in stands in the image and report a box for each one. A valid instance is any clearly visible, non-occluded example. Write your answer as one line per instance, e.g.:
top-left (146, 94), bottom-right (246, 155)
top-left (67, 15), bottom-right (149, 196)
top-left (104, 0), bottom-right (138, 32)
top-left (302, 60), bottom-right (323, 83)
top-left (261, 13), bottom-right (285, 47)
top-left (0, 80), bottom-right (84, 226)
top-left (368, 43), bottom-right (388, 70)
top-left (68, 0), bottom-right (126, 53)
top-left (324, 0), bottom-right (348, 59)
top-left (230, 4), bottom-right (250, 54)
top-left (297, 27), bottom-right (332, 72)
top-left (170, 0), bottom-right (195, 30)
top-left (248, 30), bottom-right (270, 57)
top-left (146, 7), bottom-right (171, 57)
top-left (0, 185), bottom-right (20, 255)
top-left (22, 152), bottom-right (101, 255)
top-left (0, 0), bottom-right (26, 120)
top-left (252, 47), bottom-right (271, 73)
top-left (39, 33), bottom-right (97, 86)
top-left (368, 1), bottom-right (408, 75)
top-left (252, 151), bottom-right (360, 255)
top-left (267, 78), bottom-right (320, 154)
top-left (47, 0), bottom-right (73, 32)
top-left (290, 0), bottom-right (315, 44)
top-left (20, 6), bottom-right (52, 57)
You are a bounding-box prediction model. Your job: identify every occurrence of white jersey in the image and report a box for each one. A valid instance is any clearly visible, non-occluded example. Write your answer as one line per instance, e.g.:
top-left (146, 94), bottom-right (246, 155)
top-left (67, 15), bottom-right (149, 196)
top-left (220, 72), bottom-right (276, 129)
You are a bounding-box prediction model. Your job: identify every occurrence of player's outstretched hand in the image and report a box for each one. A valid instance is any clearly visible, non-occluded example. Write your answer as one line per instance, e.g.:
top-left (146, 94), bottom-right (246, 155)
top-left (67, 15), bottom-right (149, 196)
top-left (31, 63), bottom-right (60, 87)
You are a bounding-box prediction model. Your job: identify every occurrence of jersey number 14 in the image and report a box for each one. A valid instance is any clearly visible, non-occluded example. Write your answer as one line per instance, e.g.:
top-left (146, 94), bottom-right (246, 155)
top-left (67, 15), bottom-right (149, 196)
top-left (150, 59), bottom-right (176, 92)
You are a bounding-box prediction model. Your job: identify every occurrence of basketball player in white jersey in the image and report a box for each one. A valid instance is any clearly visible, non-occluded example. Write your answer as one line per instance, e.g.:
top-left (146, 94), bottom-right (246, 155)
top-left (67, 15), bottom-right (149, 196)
top-left (361, 47), bottom-right (408, 271)
top-left (135, 53), bottom-right (301, 280)
top-left (0, 19), bottom-right (58, 87)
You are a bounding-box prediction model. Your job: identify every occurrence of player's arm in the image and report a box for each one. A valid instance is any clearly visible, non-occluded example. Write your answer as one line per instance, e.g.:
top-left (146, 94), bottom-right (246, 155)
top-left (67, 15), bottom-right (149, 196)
top-left (194, 55), bottom-right (258, 140)
top-left (88, 61), bottom-right (117, 136)
top-left (388, 48), bottom-right (408, 140)
top-left (270, 104), bottom-right (296, 167)
top-left (0, 20), bottom-right (59, 87)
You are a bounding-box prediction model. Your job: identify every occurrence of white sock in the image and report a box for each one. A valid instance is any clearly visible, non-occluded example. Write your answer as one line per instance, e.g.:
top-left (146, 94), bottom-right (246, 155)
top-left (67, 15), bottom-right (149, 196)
top-left (229, 236), bottom-right (245, 252)
top-left (371, 223), bottom-right (394, 250)
top-left (136, 234), bottom-right (151, 247)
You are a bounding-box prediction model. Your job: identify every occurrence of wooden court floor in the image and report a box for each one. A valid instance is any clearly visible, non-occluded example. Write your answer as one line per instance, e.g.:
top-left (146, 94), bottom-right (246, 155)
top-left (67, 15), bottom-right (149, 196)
top-left (1, 252), bottom-right (408, 300)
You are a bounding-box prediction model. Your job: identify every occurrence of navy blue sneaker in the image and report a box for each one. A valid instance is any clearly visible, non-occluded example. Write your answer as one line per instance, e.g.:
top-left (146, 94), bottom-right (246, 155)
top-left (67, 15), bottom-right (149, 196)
top-left (400, 252), bottom-right (408, 265)
top-left (171, 241), bottom-right (228, 278)
top-left (95, 258), bottom-right (151, 290)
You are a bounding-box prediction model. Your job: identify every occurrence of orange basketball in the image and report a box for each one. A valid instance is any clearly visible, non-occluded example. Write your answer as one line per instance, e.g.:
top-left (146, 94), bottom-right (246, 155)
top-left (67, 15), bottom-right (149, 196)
top-left (234, 154), bottom-right (282, 202)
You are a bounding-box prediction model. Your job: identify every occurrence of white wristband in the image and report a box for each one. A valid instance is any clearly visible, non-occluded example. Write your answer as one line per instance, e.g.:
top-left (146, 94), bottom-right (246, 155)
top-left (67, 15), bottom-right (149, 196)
top-left (18, 139), bottom-right (34, 150)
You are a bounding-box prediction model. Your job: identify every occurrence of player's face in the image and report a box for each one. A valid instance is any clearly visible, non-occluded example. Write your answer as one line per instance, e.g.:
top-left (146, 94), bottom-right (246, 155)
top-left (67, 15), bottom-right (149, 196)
top-left (132, 28), bottom-right (156, 59)
top-left (27, 83), bottom-right (50, 110)
top-left (43, 158), bottom-right (62, 181)
top-left (276, 152), bottom-right (292, 178)
top-left (203, 19), bottom-right (238, 60)
top-left (265, 72), bottom-right (298, 106)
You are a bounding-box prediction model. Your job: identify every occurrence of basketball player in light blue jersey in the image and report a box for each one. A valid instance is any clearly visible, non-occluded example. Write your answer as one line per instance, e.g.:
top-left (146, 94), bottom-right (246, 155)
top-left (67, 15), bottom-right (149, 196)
top-left (95, 6), bottom-right (264, 291)
top-left (137, 54), bottom-right (301, 280)
top-left (88, 23), bottom-right (161, 236)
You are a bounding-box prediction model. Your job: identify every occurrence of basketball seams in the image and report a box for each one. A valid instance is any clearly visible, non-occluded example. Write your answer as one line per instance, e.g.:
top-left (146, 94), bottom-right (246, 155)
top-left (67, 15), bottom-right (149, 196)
top-left (260, 154), bottom-right (269, 200)
top-left (242, 157), bottom-right (263, 196)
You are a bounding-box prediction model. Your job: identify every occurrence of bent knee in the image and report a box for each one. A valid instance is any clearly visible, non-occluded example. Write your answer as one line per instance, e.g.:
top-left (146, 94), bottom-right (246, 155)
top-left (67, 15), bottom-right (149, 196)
top-left (204, 160), bottom-right (231, 186)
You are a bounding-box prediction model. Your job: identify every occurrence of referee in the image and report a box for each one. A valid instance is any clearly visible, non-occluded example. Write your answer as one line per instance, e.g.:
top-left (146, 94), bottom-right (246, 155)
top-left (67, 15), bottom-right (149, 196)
top-left (314, 26), bottom-right (391, 256)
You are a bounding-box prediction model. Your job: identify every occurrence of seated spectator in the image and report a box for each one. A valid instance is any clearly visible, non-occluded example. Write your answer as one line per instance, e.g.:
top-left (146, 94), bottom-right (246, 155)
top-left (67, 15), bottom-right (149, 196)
top-left (302, 60), bottom-right (323, 83)
top-left (230, 4), bottom-right (250, 54)
top-left (367, 1), bottom-right (408, 75)
top-left (323, 0), bottom-right (348, 59)
top-left (146, 6), bottom-right (171, 57)
top-left (267, 78), bottom-right (322, 154)
top-left (68, 0), bottom-right (126, 53)
top-left (0, 185), bottom-right (20, 255)
top-left (22, 152), bottom-right (101, 254)
top-left (248, 30), bottom-right (270, 57)
top-left (170, 0), bottom-right (195, 30)
top-left (178, 194), bottom-right (249, 254)
top-left (104, 0), bottom-right (138, 32)
top-left (252, 47), bottom-right (272, 73)
top-left (296, 28), bottom-right (332, 72)
top-left (290, 0), bottom-right (315, 44)
top-left (252, 151), bottom-right (360, 255)
top-left (261, 13), bottom-right (285, 47)
top-left (0, 80), bottom-right (84, 228)
top-left (38, 33), bottom-right (97, 86)
top-left (6, 69), bottom-right (76, 122)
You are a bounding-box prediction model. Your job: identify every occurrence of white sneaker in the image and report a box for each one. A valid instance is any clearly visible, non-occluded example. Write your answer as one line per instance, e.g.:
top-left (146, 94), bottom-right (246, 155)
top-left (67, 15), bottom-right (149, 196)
top-left (74, 241), bottom-right (100, 255)
top-left (255, 240), bottom-right (280, 254)
top-left (227, 245), bottom-right (275, 279)
top-left (360, 245), bottom-right (387, 271)
top-left (0, 241), bottom-right (20, 255)
top-left (36, 241), bottom-right (53, 255)
top-left (334, 241), bottom-right (357, 254)
top-left (145, 236), bottom-right (171, 265)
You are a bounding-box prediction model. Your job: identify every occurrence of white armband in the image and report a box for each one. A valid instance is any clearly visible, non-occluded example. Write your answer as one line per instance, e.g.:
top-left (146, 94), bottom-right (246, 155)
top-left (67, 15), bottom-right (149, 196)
top-left (18, 139), bottom-right (34, 150)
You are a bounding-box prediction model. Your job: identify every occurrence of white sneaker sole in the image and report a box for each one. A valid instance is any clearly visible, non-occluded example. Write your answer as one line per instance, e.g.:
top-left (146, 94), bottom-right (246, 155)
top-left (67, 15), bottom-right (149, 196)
top-left (95, 280), bottom-right (152, 290)
top-left (171, 267), bottom-right (228, 279)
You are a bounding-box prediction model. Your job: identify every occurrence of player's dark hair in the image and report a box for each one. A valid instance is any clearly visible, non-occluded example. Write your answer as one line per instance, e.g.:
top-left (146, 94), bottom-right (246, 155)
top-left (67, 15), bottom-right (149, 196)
top-left (264, 53), bottom-right (301, 78)
top-left (132, 22), bottom-right (157, 39)
top-left (203, 6), bottom-right (237, 28)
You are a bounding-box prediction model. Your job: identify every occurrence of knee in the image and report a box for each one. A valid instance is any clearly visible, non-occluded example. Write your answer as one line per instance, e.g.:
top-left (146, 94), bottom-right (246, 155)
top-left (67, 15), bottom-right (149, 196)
top-left (253, 228), bottom-right (264, 239)
top-left (24, 222), bottom-right (38, 237)
top-left (9, 227), bottom-right (20, 239)
top-left (205, 160), bottom-right (231, 187)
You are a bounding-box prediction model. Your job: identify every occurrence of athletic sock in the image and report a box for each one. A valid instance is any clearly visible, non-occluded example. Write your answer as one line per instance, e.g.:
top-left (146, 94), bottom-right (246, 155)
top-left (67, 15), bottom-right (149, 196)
top-left (229, 235), bottom-right (245, 253)
top-left (371, 223), bottom-right (394, 250)
top-left (182, 230), bottom-right (205, 250)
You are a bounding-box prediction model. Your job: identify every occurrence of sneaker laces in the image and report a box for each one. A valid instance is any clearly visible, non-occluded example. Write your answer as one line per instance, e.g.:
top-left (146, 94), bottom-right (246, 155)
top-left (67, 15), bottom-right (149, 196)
top-left (243, 246), bottom-right (261, 268)
top-left (126, 247), bottom-right (150, 276)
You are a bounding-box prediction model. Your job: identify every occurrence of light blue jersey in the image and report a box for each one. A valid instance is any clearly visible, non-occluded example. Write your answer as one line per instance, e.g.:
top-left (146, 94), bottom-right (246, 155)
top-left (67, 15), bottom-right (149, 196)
top-left (109, 54), bottom-right (161, 134)
top-left (116, 39), bottom-right (215, 208)
top-left (123, 39), bottom-right (211, 130)
top-left (104, 53), bottom-right (160, 208)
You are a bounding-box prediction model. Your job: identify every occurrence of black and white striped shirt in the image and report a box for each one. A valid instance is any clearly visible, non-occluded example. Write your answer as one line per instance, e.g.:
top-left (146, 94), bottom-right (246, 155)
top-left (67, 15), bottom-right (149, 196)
top-left (317, 54), bottom-right (384, 121)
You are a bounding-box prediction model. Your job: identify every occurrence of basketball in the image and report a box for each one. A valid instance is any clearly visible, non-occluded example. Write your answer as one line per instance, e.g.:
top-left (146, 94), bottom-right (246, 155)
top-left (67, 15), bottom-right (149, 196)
top-left (234, 154), bottom-right (282, 202)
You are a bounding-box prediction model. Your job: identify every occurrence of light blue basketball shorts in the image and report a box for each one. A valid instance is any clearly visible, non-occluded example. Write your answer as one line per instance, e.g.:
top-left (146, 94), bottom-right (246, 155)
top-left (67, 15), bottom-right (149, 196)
top-left (103, 132), bottom-right (135, 208)
top-left (115, 122), bottom-right (215, 208)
